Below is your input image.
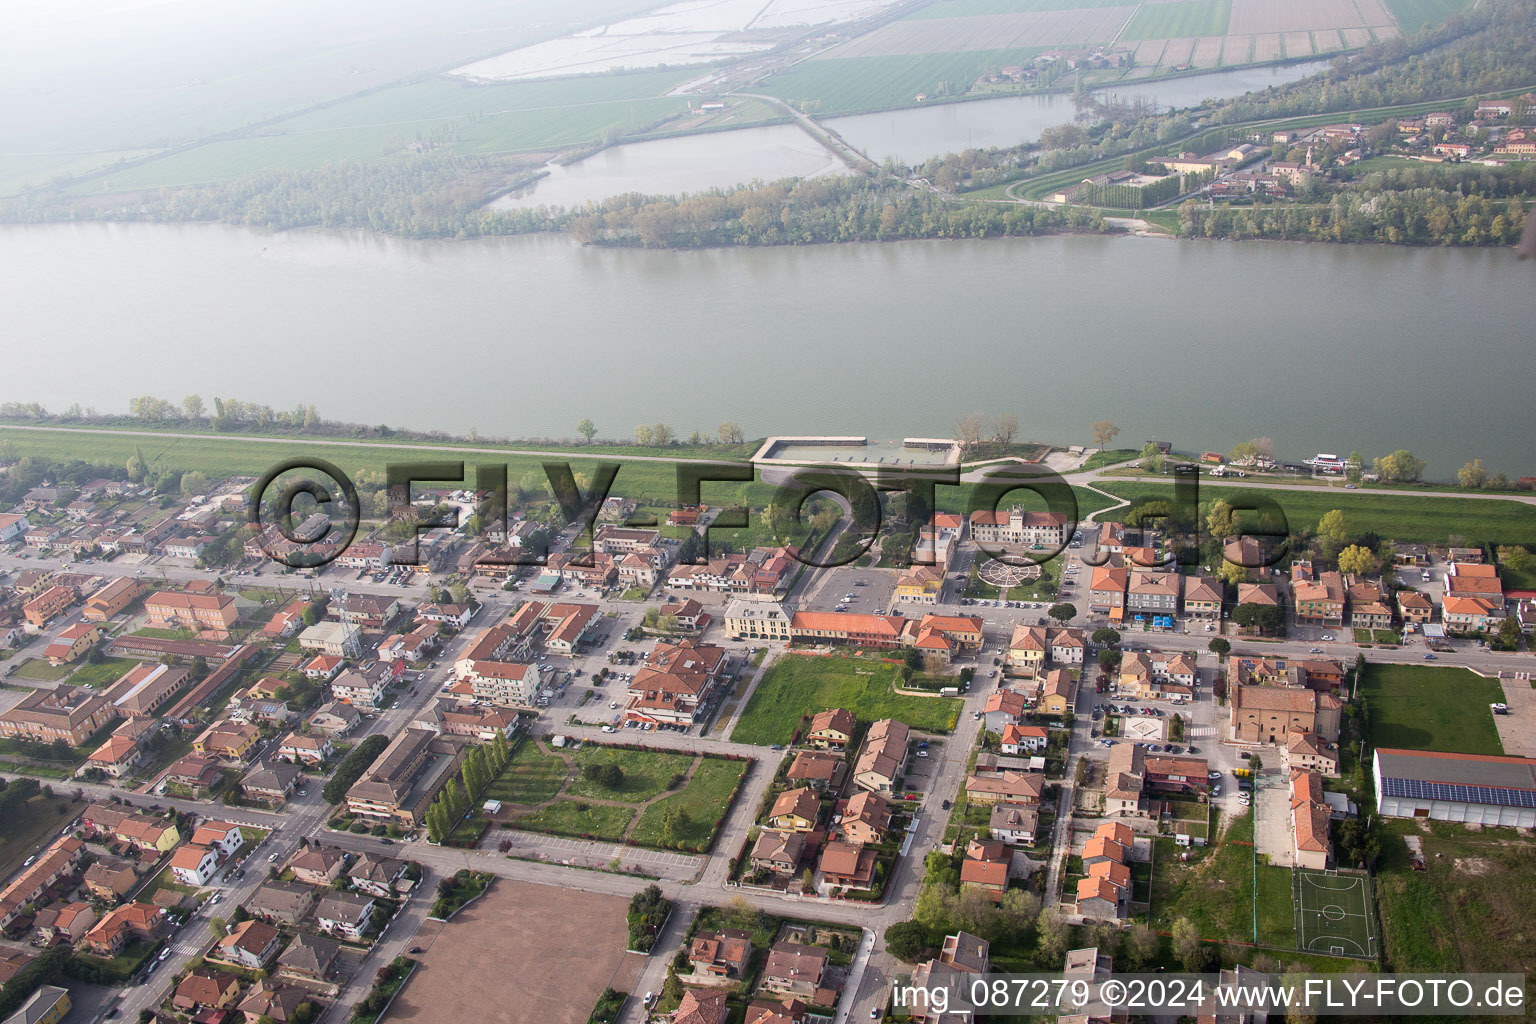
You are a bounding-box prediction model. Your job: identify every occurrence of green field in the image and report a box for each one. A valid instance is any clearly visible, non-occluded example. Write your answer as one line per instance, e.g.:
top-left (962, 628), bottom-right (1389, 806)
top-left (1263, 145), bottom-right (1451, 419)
top-left (1382, 0), bottom-right (1477, 36)
top-left (1359, 663), bottom-right (1504, 755)
top-left (1377, 820), bottom-right (1536, 973)
top-left (1098, 481), bottom-right (1536, 548)
top-left (909, 0), bottom-right (1132, 15)
top-left (67, 73), bottom-right (699, 194)
top-left (486, 742), bottom-right (572, 806)
top-left (11, 659), bottom-right (72, 682)
top-left (514, 800), bottom-right (635, 842)
top-left (731, 654), bottom-right (962, 746)
top-left (1118, 0), bottom-right (1231, 41)
top-left (566, 746), bottom-right (698, 803)
top-left (760, 48), bottom-right (1049, 115)
top-left (630, 757), bottom-right (750, 849)
top-left (66, 657), bottom-right (140, 689)
top-left (0, 796), bottom-right (83, 881)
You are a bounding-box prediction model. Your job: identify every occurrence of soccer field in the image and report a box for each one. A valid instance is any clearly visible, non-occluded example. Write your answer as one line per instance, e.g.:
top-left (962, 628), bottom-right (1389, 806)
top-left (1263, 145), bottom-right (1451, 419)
top-left (1296, 870), bottom-right (1377, 958)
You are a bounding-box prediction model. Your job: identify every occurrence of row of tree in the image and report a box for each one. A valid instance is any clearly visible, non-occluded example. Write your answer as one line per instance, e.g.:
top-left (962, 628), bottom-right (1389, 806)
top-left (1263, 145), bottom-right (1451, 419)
top-left (424, 732), bottom-right (512, 843)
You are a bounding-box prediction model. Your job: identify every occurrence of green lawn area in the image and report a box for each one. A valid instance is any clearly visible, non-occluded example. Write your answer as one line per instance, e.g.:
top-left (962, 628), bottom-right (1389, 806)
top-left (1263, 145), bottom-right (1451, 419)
top-left (0, 796), bottom-right (83, 881)
top-left (758, 48), bottom-right (1049, 115)
top-left (1382, 0), bottom-right (1476, 36)
top-left (485, 742), bottom-right (571, 806)
top-left (1081, 448), bottom-right (1139, 472)
top-left (1118, 0), bottom-right (1231, 40)
top-left (1376, 819), bottom-right (1536, 973)
top-left (731, 654), bottom-right (962, 746)
top-left (1359, 663), bottom-right (1503, 754)
top-left (1098, 481), bottom-right (1536, 548)
top-left (566, 746), bottom-right (697, 803)
top-left (1150, 809), bottom-right (1296, 946)
top-left (514, 800), bottom-right (635, 842)
top-left (630, 757), bottom-right (749, 850)
top-left (11, 658), bottom-right (72, 682)
top-left (66, 656), bottom-right (139, 688)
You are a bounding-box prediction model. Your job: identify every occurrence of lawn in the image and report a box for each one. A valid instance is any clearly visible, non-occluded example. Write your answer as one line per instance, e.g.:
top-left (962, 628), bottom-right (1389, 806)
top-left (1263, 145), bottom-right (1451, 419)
top-left (1376, 819), bottom-right (1536, 973)
top-left (1382, 0), bottom-right (1476, 36)
top-left (1149, 809), bottom-right (1298, 946)
top-left (630, 757), bottom-right (749, 850)
top-left (759, 48), bottom-right (1050, 115)
top-left (1359, 663), bottom-right (1503, 755)
top-left (1117, 0), bottom-right (1231, 40)
top-left (514, 800), bottom-right (635, 842)
top-left (566, 746), bottom-right (697, 803)
top-left (484, 742), bottom-right (571, 806)
top-left (0, 796), bottom-right (83, 881)
top-left (731, 654), bottom-right (962, 746)
top-left (1098, 481), bottom-right (1536, 548)
top-left (11, 658), bottom-right (71, 682)
top-left (66, 656), bottom-right (139, 688)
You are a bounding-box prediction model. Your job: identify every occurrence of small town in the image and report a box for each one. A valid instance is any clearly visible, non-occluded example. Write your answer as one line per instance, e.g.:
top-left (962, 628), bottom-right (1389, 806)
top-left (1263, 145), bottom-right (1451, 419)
top-left (0, 420), bottom-right (1533, 1024)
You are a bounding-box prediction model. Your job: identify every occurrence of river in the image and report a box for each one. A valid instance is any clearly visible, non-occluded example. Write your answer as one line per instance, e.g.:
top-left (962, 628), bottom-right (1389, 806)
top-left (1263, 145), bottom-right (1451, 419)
top-left (1, 222), bottom-right (1530, 477)
top-left (493, 61), bottom-right (1331, 211)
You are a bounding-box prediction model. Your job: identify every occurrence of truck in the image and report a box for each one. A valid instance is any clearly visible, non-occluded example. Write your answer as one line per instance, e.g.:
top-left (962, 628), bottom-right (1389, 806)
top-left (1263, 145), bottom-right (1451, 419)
top-left (939, 687), bottom-right (961, 697)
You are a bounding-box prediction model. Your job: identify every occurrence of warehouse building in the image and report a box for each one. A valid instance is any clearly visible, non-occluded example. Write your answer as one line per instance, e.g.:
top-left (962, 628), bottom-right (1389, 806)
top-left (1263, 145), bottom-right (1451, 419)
top-left (1373, 748), bottom-right (1536, 827)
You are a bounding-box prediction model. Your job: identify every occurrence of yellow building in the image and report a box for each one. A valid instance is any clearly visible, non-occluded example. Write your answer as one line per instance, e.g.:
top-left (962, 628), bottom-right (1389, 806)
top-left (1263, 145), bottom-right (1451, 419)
top-left (194, 722), bottom-right (260, 761)
top-left (6, 985), bottom-right (70, 1024)
top-left (1037, 669), bottom-right (1077, 716)
top-left (895, 566), bottom-right (944, 604)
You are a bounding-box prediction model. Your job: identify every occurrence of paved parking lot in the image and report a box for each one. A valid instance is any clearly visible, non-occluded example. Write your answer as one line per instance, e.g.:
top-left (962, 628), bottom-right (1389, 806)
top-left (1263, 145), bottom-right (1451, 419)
top-left (1493, 676), bottom-right (1536, 757)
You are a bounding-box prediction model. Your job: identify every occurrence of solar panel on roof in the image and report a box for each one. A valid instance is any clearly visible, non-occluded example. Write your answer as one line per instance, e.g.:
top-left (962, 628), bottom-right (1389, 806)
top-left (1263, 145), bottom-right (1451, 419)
top-left (1383, 776), bottom-right (1536, 807)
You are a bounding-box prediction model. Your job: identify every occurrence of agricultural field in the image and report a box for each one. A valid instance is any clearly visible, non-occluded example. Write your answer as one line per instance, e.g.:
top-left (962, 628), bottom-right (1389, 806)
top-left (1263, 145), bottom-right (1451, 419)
top-left (1098, 481), bottom-right (1536, 549)
top-left (66, 73), bottom-right (700, 195)
top-left (909, 0), bottom-right (1133, 16)
top-left (1376, 819), bottom-right (1536, 974)
top-left (758, 49), bottom-right (1050, 114)
top-left (731, 653), bottom-right (962, 745)
top-left (1118, 0), bottom-right (1231, 42)
top-left (827, 9), bottom-right (1135, 58)
top-left (1381, 0), bottom-right (1475, 36)
top-left (1359, 664), bottom-right (1504, 755)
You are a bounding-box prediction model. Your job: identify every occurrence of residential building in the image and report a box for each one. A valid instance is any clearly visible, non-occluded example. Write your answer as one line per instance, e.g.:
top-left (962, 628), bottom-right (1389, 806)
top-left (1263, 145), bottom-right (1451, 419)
top-left (247, 881), bottom-right (316, 927)
top-left (1126, 571), bottom-right (1180, 623)
top-left (83, 857), bottom-right (139, 902)
top-left (173, 970), bottom-right (242, 1012)
top-left (308, 702), bottom-right (361, 736)
top-left (236, 981), bottom-right (309, 1024)
top-left (625, 639), bottom-right (728, 728)
top-left (989, 802), bottom-right (1038, 845)
top-left (82, 902), bottom-right (162, 957)
top-left (169, 844), bottom-right (221, 886)
top-left (337, 593), bottom-right (401, 631)
top-left (786, 750), bottom-right (840, 791)
top-left (1037, 668), bottom-right (1076, 716)
top-left (818, 841), bottom-right (878, 890)
top-left (749, 830), bottom-right (804, 875)
top-left (959, 838), bottom-right (1011, 902)
top-left (1088, 566), bottom-right (1128, 619)
top-left (276, 932), bottom-right (340, 983)
top-left (83, 734), bottom-right (143, 778)
top-left (788, 611), bottom-right (906, 649)
top-left (277, 731), bottom-right (333, 766)
top-left (1398, 590), bottom-right (1433, 625)
top-left (314, 892), bottom-right (375, 940)
top-left (894, 565), bottom-right (945, 604)
top-left (1075, 876), bottom-right (1123, 920)
top-left (194, 721), bottom-right (260, 761)
top-left (852, 718), bottom-right (909, 794)
top-left (349, 855), bottom-right (407, 898)
top-left (0, 836), bottom-right (84, 932)
top-left (759, 943), bottom-right (828, 1001)
top-left (287, 845), bottom-right (347, 887)
top-left (673, 990), bottom-right (730, 1024)
top-left (298, 621), bottom-right (363, 659)
top-left (215, 919), bottom-right (282, 970)
top-left (33, 901), bottom-right (96, 945)
top-left (767, 788), bottom-right (820, 832)
top-left (965, 769), bottom-right (1044, 806)
top-left (3, 987), bottom-right (69, 1024)
top-left (1285, 732), bottom-right (1340, 776)
top-left (241, 761), bottom-right (301, 807)
top-left (1104, 743), bottom-right (1147, 816)
top-left (1290, 769), bottom-right (1332, 870)
top-left (44, 622), bottom-right (99, 665)
top-left (806, 708), bottom-right (855, 751)
top-left (840, 791), bottom-right (891, 845)
top-left (330, 661), bottom-right (400, 710)
top-left (982, 690), bottom-right (1029, 732)
top-left (1293, 571), bottom-right (1345, 626)
top-left (1000, 723), bottom-right (1047, 755)
top-left (23, 586), bottom-right (76, 628)
top-left (1182, 576), bottom-right (1223, 619)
